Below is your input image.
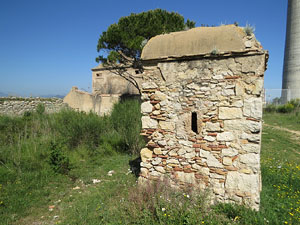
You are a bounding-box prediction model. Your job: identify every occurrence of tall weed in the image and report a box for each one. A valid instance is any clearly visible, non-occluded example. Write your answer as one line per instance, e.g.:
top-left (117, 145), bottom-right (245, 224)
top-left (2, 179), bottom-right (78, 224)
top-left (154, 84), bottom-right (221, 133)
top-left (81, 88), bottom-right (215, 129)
top-left (110, 99), bottom-right (144, 155)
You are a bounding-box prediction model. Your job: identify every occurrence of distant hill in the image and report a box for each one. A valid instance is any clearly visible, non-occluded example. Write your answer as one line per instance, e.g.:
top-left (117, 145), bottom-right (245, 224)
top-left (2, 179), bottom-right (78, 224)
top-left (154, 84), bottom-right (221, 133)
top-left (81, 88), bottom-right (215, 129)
top-left (0, 92), bottom-right (65, 98)
top-left (40, 94), bottom-right (65, 99)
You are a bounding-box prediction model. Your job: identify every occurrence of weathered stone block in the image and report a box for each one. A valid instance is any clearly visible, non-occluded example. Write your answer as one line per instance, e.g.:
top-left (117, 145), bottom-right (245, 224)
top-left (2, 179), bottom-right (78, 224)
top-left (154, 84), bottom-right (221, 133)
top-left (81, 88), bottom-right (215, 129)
top-left (241, 144), bottom-right (260, 153)
top-left (206, 122), bottom-right (221, 132)
top-left (176, 172), bottom-right (195, 184)
top-left (243, 97), bottom-right (262, 119)
top-left (142, 116), bottom-right (158, 129)
top-left (219, 107), bottom-right (243, 119)
top-left (140, 148), bottom-right (152, 162)
top-left (217, 132), bottom-right (235, 142)
top-left (159, 121), bottom-right (175, 131)
top-left (225, 172), bottom-right (259, 194)
top-left (222, 148), bottom-right (238, 157)
top-left (240, 153), bottom-right (260, 165)
top-left (141, 101), bottom-right (153, 114)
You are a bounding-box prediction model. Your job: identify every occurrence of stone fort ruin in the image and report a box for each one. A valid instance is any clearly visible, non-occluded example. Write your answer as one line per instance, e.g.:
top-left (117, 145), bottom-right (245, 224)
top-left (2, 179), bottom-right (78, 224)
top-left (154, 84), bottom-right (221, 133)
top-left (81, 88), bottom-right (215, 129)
top-left (138, 25), bottom-right (268, 210)
top-left (63, 65), bottom-right (141, 115)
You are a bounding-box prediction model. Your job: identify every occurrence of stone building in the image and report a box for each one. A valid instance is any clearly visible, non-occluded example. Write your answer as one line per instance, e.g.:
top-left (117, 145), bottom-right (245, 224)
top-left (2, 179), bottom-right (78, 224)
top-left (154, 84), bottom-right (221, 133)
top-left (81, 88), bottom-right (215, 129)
top-left (138, 25), bottom-right (268, 210)
top-left (64, 64), bottom-right (141, 115)
top-left (91, 64), bottom-right (141, 95)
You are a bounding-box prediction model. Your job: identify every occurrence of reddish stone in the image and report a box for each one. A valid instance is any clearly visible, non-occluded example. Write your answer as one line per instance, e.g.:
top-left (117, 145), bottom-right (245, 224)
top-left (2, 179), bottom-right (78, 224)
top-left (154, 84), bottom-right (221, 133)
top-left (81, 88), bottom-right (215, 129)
top-left (219, 179), bottom-right (225, 183)
top-left (225, 75), bottom-right (240, 79)
top-left (193, 144), bottom-right (201, 148)
top-left (195, 149), bottom-right (200, 153)
top-left (232, 155), bottom-right (239, 162)
top-left (208, 133), bottom-right (217, 136)
top-left (184, 169), bottom-right (193, 173)
top-left (246, 117), bottom-right (260, 122)
top-left (202, 118), bottom-right (211, 122)
top-left (193, 157), bottom-right (201, 160)
top-left (150, 100), bottom-right (160, 104)
top-left (147, 143), bottom-right (160, 148)
top-left (201, 144), bottom-right (211, 151)
top-left (174, 167), bottom-right (183, 171)
top-left (158, 155), bottom-right (168, 159)
top-left (184, 165), bottom-right (192, 169)
top-left (218, 145), bottom-right (228, 149)
top-left (188, 137), bottom-right (197, 142)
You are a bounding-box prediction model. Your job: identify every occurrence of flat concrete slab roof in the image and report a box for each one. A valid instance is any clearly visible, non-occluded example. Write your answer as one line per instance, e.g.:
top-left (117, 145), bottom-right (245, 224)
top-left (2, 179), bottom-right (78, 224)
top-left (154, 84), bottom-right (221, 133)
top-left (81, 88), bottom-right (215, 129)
top-left (141, 25), bottom-right (259, 60)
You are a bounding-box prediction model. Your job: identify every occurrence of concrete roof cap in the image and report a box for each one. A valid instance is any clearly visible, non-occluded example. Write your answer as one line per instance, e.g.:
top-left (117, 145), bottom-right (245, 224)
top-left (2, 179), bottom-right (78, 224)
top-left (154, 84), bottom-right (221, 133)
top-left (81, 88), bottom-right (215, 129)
top-left (91, 63), bottom-right (132, 71)
top-left (141, 25), bottom-right (262, 60)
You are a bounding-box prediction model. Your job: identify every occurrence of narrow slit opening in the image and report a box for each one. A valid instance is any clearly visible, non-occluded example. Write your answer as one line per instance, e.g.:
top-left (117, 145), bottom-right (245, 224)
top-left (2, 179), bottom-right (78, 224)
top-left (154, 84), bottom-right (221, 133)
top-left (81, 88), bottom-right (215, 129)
top-left (192, 112), bottom-right (198, 134)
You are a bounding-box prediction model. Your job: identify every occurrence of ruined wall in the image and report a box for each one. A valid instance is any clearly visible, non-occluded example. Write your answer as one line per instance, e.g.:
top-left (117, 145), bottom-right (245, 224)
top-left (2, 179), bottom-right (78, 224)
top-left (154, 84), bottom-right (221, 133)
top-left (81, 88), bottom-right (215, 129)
top-left (92, 65), bottom-right (142, 95)
top-left (139, 52), bottom-right (267, 210)
top-left (0, 97), bottom-right (67, 115)
top-left (63, 87), bottom-right (120, 115)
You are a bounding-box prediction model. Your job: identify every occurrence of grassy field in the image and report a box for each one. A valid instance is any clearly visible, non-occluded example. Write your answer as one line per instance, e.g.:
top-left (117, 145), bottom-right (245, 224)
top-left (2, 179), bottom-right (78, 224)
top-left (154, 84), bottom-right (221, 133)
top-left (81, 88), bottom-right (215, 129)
top-left (263, 112), bottom-right (300, 131)
top-left (1, 104), bottom-right (300, 224)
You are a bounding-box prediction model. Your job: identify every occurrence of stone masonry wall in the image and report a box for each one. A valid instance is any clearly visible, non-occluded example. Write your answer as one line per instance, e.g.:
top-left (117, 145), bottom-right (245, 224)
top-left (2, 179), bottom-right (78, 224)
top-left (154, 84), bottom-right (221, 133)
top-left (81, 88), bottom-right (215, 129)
top-left (139, 53), bottom-right (267, 210)
top-left (0, 97), bottom-right (67, 115)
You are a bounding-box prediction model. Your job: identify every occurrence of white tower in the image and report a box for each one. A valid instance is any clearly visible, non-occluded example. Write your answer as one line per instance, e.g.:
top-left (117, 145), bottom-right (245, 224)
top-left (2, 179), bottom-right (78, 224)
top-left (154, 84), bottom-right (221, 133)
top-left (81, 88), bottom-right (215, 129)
top-left (282, 0), bottom-right (300, 103)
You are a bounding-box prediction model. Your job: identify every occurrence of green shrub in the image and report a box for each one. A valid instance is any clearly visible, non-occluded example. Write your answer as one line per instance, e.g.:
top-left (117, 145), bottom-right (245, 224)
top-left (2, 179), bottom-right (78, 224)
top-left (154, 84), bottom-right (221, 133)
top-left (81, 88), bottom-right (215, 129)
top-left (36, 103), bottom-right (45, 115)
top-left (264, 104), bottom-right (277, 113)
top-left (244, 24), bottom-right (255, 36)
top-left (51, 109), bottom-right (111, 150)
top-left (48, 141), bottom-right (70, 174)
top-left (110, 99), bottom-right (144, 155)
top-left (277, 103), bottom-right (294, 113)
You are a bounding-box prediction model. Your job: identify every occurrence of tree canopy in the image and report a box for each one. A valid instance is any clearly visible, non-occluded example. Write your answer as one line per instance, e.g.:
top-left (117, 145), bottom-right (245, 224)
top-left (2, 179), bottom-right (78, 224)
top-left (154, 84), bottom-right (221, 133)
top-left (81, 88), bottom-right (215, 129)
top-left (96, 9), bottom-right (195, 68)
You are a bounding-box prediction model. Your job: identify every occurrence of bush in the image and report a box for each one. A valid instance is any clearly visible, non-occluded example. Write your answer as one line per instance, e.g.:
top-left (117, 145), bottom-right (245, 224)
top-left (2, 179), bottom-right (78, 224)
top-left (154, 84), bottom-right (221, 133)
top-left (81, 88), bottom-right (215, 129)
top-left (48, 141), bottom-right (70, 174)
top-left (264, 104), bottom-right (277, 113)
top-left (36, 103), bottom-right (45, 115)
top-left (277, 103), bottom-right (294, 113)
top-left (110, 99), bottom-right (144, 155)
top-left (51, 109), bottom-right (111, 150)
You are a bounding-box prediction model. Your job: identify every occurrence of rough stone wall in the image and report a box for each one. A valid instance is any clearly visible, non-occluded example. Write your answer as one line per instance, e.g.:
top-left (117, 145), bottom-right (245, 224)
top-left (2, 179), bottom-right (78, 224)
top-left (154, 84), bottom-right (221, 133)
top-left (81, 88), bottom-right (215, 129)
top-left (0, 97), bottom-right (67, 115)
top-left (139, 53), bottom-right (267, 210)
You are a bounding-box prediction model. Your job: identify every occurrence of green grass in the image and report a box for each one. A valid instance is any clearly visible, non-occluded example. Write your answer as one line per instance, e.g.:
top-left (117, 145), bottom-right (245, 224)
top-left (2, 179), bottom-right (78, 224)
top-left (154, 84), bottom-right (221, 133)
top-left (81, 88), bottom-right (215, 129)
top-left (263, 112), bottom-right (300, 131)
top-left (1, 108), bottom-right (300, 224)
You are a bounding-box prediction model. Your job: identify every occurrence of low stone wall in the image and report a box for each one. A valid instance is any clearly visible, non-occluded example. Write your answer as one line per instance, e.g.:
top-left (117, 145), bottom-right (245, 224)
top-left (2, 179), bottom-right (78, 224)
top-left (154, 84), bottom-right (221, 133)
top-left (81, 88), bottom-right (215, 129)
top-left (0, 97), bottom-right (67, 115)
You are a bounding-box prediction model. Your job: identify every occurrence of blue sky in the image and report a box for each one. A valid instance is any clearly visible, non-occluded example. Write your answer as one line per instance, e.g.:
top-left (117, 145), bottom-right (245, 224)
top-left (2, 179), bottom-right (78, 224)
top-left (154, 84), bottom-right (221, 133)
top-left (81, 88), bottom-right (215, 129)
top-left (0, 0), bottom-right (287, 96)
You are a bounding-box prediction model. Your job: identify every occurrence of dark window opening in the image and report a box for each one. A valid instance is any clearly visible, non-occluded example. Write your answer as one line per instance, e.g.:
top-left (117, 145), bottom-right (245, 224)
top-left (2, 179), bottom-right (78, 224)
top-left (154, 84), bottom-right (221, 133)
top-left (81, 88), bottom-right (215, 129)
top-left (135, 70), bottom-right (141, 74)
top-left (192, 112), bottom-right (198, 133)
top-left (96, 73), bottom-right (101, 77)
